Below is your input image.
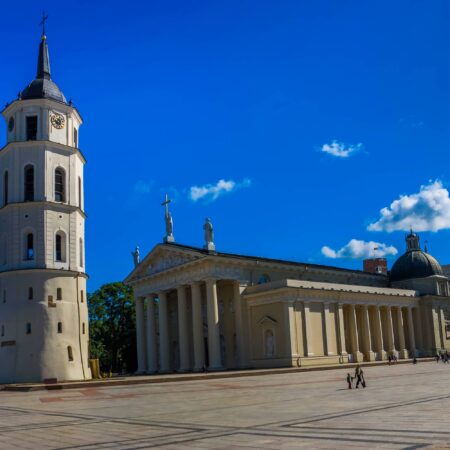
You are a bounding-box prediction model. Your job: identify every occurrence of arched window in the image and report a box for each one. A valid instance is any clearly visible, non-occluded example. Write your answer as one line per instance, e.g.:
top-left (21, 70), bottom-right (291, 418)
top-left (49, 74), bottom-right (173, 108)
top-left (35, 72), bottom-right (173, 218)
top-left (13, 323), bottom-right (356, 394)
top-left (55, 232), bottom-right (66, 262)
top-left (57, 322), bottom-right (62, 333)
top-left (74, 128), bottom-right (78, 147)
top-left (3, 171), bottom-right (8, 206)
top-left (26, 323), bottom-right (32, 334)
top-left (57, 288), bottom-right (62, 300)
top-left (264, 329), bottom-right (275, 357)
top-left (79, 238), bottom-right (84, 267)
top-left (55, 168), bottom-right (65, 202)
top-left (67, 346), bottom-right (74, 361)
top-left (82, 323), bottom-right (86, 334)
top-left (25, 233), bottom-right (34, 260)
top-left (78, 177), bottom-right (82, 208)
top-left (24, 165), bottom-right (34, 201)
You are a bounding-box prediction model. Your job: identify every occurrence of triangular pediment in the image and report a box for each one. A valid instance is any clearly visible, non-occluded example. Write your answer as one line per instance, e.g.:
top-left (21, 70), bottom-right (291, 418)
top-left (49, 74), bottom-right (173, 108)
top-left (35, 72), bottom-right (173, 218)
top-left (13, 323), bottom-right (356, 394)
top-left (125, 244), bottom-right (205, 282)
top-left (257, 315), bottom-right (278, 326)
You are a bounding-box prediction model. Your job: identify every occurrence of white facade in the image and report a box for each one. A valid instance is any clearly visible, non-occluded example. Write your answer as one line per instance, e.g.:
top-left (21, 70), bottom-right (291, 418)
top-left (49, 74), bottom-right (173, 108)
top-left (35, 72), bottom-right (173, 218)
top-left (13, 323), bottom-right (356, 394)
top-left (0, 34), bottom-right (91, 383)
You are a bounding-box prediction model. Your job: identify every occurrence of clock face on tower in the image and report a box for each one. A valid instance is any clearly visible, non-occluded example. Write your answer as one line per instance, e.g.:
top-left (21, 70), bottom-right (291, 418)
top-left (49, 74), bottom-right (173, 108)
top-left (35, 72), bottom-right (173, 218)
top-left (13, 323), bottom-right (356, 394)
top-left (51, 113), bottom-right (65, 130)
top-left (8, 117), bottom-right (14, 132)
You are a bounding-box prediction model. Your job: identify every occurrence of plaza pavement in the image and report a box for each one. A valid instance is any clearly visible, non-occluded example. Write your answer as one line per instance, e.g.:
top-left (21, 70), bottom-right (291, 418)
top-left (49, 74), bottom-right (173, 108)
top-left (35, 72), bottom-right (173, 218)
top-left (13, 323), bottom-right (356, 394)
top-left (0, 361), bottom-right (450, 449)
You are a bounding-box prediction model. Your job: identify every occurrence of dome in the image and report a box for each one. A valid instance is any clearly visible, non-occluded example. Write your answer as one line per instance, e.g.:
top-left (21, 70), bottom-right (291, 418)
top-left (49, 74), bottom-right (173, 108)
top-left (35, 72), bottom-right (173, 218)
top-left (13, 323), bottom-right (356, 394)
top-left (21, 78), bottom-right (66, 103)
top-left (390, 249), bottom-right (443, 282)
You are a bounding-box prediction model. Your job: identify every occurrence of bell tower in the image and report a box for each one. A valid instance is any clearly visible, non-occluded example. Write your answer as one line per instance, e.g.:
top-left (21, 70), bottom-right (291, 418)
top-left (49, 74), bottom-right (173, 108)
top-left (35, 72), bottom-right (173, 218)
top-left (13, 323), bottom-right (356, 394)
top-left (0, 24), bottom-right (91, 383)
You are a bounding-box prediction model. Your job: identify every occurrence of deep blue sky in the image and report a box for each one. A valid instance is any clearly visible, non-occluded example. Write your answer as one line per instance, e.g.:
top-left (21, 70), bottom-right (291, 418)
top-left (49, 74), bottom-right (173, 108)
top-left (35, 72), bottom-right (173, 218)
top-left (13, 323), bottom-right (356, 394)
top-left (2, 1), bottom-right (450, 291)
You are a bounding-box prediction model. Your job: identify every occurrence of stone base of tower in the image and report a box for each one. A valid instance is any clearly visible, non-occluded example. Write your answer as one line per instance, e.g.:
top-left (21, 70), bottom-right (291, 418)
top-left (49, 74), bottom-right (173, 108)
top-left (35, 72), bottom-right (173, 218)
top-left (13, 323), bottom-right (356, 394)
top-left (0, 270), bottom-right (91, 384)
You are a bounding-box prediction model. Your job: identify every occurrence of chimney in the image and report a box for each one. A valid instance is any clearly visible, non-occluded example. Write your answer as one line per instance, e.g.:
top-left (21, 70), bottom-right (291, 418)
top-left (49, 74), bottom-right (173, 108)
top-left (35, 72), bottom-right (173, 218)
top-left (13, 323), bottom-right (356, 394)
top-left (363, 258), bottom-right (387, 275)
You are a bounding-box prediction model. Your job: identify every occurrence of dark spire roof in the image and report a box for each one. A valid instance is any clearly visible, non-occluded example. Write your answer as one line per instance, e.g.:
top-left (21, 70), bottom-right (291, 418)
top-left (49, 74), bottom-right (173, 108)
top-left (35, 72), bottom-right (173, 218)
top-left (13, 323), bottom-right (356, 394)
top-left (20, 33), bottom-right (66, 104)
top-left (36, 35), bottom-right (51, 79)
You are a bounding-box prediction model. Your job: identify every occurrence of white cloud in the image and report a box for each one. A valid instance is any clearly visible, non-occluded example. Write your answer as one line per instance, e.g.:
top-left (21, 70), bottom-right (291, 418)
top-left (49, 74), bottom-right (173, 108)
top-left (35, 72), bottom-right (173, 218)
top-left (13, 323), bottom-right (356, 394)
top-left (321, 239), bottom-right (398, 259)
top-left (368, 180), bottom-right (450, 232)
top-left (189, 178), bottom-right (251, 202)
top-left (321, 140), bottom-right (362, 158)
top-left (133, 180), bottom-right (154, 195)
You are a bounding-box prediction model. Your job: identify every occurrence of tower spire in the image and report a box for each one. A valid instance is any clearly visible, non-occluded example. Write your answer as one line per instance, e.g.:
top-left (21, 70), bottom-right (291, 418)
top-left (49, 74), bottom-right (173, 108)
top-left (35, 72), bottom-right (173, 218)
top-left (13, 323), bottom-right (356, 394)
top-left (37, 12), bottom-right (51, 80)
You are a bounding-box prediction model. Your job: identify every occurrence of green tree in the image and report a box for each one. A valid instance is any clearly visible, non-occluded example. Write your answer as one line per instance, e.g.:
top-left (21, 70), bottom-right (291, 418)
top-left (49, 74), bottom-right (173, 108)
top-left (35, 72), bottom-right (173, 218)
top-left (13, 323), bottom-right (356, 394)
top-left (88, 282), bottom-right (137, 374)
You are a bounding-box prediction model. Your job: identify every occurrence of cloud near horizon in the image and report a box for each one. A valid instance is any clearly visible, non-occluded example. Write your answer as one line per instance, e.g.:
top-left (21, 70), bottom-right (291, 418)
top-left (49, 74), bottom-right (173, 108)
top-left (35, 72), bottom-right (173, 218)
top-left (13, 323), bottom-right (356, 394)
top-left (321, 140), bottom-right (363, 158)
top-left (368, 180), bottom-right (450, 232)
top-left (189, 178), bottom-right (251, 202)
top-left (321, 239), bottom-right (398, 259)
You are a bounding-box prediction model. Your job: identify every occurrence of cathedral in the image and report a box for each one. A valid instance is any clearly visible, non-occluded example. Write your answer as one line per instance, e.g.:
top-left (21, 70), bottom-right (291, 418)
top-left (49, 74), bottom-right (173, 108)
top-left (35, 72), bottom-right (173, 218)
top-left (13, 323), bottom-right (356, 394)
top-left (0, 27), bottom-right (90, 383)
top-left (127, 219), bottom-right (450, 373)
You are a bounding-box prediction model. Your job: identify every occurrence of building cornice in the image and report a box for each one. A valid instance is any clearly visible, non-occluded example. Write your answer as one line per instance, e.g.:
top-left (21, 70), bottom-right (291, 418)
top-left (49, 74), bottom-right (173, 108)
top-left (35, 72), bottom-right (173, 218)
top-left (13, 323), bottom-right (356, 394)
top-left (0, 268), bottom-right (88, 279)
top-left (0, 201), bottom-right (87, 218)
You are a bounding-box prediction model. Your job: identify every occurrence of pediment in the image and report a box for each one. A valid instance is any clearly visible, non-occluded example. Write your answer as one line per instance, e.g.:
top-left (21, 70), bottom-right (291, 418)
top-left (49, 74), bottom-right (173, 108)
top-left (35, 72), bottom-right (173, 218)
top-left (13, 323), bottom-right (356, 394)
top-left (257, 315), bottom-right (278, 326)
top-left (126, 244), bottom-right (204, 282)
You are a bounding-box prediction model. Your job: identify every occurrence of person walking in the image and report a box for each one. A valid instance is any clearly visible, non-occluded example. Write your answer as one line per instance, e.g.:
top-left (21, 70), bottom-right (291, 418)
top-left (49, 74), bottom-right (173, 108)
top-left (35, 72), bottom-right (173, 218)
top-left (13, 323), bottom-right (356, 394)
top-left (346, 373), bottom-right (353, 389)
top-left (436, 353), bottom-right (440, 363)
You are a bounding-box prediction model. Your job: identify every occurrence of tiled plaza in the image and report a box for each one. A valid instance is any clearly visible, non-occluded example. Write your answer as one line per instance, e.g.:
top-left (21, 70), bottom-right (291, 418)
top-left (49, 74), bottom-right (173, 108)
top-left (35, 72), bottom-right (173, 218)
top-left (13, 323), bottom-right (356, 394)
top-left (1, 361), bottom-right (450, 449)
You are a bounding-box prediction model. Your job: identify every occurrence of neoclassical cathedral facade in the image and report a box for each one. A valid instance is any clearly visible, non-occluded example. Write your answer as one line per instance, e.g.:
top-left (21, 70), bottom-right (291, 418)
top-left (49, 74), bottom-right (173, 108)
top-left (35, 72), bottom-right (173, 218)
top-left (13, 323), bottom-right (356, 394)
top-left (127, 229), bottom-right (450, 373)
top-left (0, 30), bottom-right (90, 383)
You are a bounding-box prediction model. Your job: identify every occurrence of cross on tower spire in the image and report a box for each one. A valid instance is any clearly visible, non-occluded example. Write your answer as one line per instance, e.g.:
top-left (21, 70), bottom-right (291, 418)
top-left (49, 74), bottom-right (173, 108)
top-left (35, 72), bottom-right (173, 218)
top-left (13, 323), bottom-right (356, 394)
top-left (40, 11), bottom-right (49, 38)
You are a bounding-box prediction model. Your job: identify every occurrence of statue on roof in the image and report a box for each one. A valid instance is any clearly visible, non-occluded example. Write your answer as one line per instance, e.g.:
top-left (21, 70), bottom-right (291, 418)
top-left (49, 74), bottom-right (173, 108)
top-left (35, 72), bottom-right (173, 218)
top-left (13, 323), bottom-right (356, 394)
top-left (131, 245), bottom-right (140, 267)
top-left (162, 194), bottom-right (175, 243)
top-left (203, 218), bottom-right (215, 251)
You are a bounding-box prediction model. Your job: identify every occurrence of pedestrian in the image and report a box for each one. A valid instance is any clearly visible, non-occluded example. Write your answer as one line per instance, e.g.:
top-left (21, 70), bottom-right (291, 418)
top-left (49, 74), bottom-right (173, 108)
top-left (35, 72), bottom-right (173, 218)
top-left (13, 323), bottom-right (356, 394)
top-left (388, 355), bottom-right (392, 365)
top-left (413, 357), bottom-right (417, 364)
top-left (436, 353), bottom-right (440, 363)
top-left (445, 353), bottom-right (449, 364)
top-left (346, 373), bottom-right (352, 389)
top-left (355, 368), bottom-right (365, 389)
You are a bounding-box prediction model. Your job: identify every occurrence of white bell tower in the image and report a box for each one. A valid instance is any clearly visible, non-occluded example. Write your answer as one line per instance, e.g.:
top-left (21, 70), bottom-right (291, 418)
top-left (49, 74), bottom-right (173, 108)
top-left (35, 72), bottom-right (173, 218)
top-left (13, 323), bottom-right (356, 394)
top-left (0, 25), bottom-right (91, 383)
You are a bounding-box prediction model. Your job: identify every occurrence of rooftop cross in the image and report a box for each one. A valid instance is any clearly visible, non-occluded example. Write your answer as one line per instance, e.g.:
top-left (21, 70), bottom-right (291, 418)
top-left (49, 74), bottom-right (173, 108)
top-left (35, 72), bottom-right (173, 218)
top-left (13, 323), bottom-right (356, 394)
top-left (40, 11), bottom-right (49, 37)
top-left (161, 194), bottom-right (172, 218)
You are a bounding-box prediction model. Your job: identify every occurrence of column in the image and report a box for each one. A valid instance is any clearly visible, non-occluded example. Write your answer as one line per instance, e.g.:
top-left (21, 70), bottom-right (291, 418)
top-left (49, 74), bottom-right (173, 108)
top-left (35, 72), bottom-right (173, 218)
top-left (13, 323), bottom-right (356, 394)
top-left (323, 303), bottom-right (333, 355)
top-left (439, 307), bottom-right (446, 351)
top-left (373, 306), bottom-right (386, 360)
top-left (135, 296), bottom-right (146, 374)
top-left (158, 291), bottom-right (170, 372)
top-left (407, 307), bottom-right (417, 358)
top-left (303, 302), bottom-right (314, 356)
top-left (385, 306), bottom-right (396, 356)
top-left (191, 281), bottom-right (205, 371)
top-left (177, 286), bottom-right (190, 372)
top-left (146, 295), bottom-right (158, 373)
top-left (349, 304), bottom-right (363, 362)
top-left (396, 307), bottom-right (408, 359)
top-left (361, 305), bottom-right (375, 361)
top-left (413, 307), bottom-right (424, 354)
top-left (206, 279), bottom-right (223, 370)
top-left (233, 281), bottom-right (248, 368)
top-left (336, 303), bottom-right (347, 357)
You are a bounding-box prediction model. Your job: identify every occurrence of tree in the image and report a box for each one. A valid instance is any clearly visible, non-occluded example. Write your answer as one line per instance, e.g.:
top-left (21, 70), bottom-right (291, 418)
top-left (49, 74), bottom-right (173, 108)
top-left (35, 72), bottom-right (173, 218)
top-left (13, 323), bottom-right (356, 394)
top-left (88, 282), bottom-right (137, 374)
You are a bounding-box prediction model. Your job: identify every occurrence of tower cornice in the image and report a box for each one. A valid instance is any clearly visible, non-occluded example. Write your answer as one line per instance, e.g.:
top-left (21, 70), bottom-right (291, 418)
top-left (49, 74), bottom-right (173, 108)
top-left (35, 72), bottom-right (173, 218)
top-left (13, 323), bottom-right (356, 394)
top-left (0, 200), bottom-right (87, 218)
top-left (0, 140), bottom-right (87, 165)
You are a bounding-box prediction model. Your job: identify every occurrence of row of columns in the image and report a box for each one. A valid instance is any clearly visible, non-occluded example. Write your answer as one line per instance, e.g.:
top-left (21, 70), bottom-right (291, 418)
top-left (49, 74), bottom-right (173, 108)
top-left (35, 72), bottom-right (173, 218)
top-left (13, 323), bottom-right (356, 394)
top-left (300, 303), bottom-right (418, 361)
top-left (136, 279), bottom-right (247, 374)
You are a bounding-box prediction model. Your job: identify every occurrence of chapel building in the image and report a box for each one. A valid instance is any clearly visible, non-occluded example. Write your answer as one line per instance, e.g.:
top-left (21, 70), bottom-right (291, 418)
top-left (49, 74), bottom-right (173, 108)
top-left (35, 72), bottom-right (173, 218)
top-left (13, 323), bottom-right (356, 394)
top-left (0, 29), bottom-right (90, 383)
top-left (127, 229), bottom-right (450, 372)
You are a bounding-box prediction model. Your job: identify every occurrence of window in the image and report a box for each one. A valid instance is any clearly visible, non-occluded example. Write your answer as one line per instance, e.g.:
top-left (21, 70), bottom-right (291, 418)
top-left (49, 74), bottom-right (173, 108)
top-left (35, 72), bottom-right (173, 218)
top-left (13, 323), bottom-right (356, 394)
top-left (26, 233), bottom-right (34, 260)
top-left (80, 290), bottom-right (84, 303)
top-left (57, 322), bottom-right (62, 333)
top-left (3, 290), bottom-right (5, 304)
top-left (3, 171), bottom-right (8, 206)
top-left (74, 128), bottom-right (78, 147)
top-left (26, 323), bottom-right (31, 334)
top-left (67, 346), bottom-right (74, 361)
top-left (264, 329), bottom-right (275, 357)
top-left (78, 177), bottom-right (82, 208)
top-left (24, 165), bottom-right (34, 201)
top-left (55, 168), bottom-right (65, 202)
top-left (26, 116), bottom-right (38, 141)
top-left (28, 287), bottom-right (33, 300)
top-left (79, 238), bottom-right (84, 267)
top-left (55, 232), bottom-right (66, 262)
top-left (1, 325), bottom-right (4, 337)
top-left (258, 274), bottom-right (271, 284)
top-left (57, 288), bottom-right (62, 300)
top-left (82, 322), bottom-right (85, 334)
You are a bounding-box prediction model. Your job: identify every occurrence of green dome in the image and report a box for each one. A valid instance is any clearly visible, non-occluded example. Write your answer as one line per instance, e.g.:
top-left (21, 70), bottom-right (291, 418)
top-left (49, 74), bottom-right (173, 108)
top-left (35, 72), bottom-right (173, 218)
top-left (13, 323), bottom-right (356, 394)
top-left (390, 250), bottom-right (443, 282)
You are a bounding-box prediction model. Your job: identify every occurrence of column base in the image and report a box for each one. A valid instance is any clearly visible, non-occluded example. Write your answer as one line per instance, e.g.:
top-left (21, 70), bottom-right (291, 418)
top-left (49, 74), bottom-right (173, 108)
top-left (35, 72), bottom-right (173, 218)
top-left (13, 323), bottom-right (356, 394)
top-left (135, 370), bottom-right (146, 375)
top-left (398, 349), bottom-right (409, 359)
top-left (158, 369), bottom-right (172, 374)
top-left (364, 351), bottom-right (376, 362)
top-left (352, 351), bottom-right (364, 362)
top-left (208, 366), bottom-right (225, 372)
top-left (146, 370), bottom-right (158, 375)
top-left (376, 350), bottom-right (387, 361)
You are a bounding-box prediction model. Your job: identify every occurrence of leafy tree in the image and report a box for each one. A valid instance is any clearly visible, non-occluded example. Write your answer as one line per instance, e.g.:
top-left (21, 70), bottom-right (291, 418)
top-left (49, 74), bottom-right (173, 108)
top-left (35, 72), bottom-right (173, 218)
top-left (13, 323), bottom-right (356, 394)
top-left (88, 282), bottom-right (137, 374)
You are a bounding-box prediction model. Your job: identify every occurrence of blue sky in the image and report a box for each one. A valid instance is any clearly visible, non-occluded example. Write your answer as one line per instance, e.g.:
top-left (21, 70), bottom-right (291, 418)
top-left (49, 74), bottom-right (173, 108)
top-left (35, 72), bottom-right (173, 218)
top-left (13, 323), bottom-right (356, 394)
top-left (2, 1), bottom-right (450, 291)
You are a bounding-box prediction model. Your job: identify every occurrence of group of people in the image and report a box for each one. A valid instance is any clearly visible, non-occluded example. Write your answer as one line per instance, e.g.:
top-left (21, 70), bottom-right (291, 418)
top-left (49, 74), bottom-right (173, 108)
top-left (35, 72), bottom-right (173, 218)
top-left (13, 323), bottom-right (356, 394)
top-left (387, 355), bottom-right (398, 365)
top-left (346, 365), bottom-right (366, 389)
top-left (436, 351), bottom-right (450, 363)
